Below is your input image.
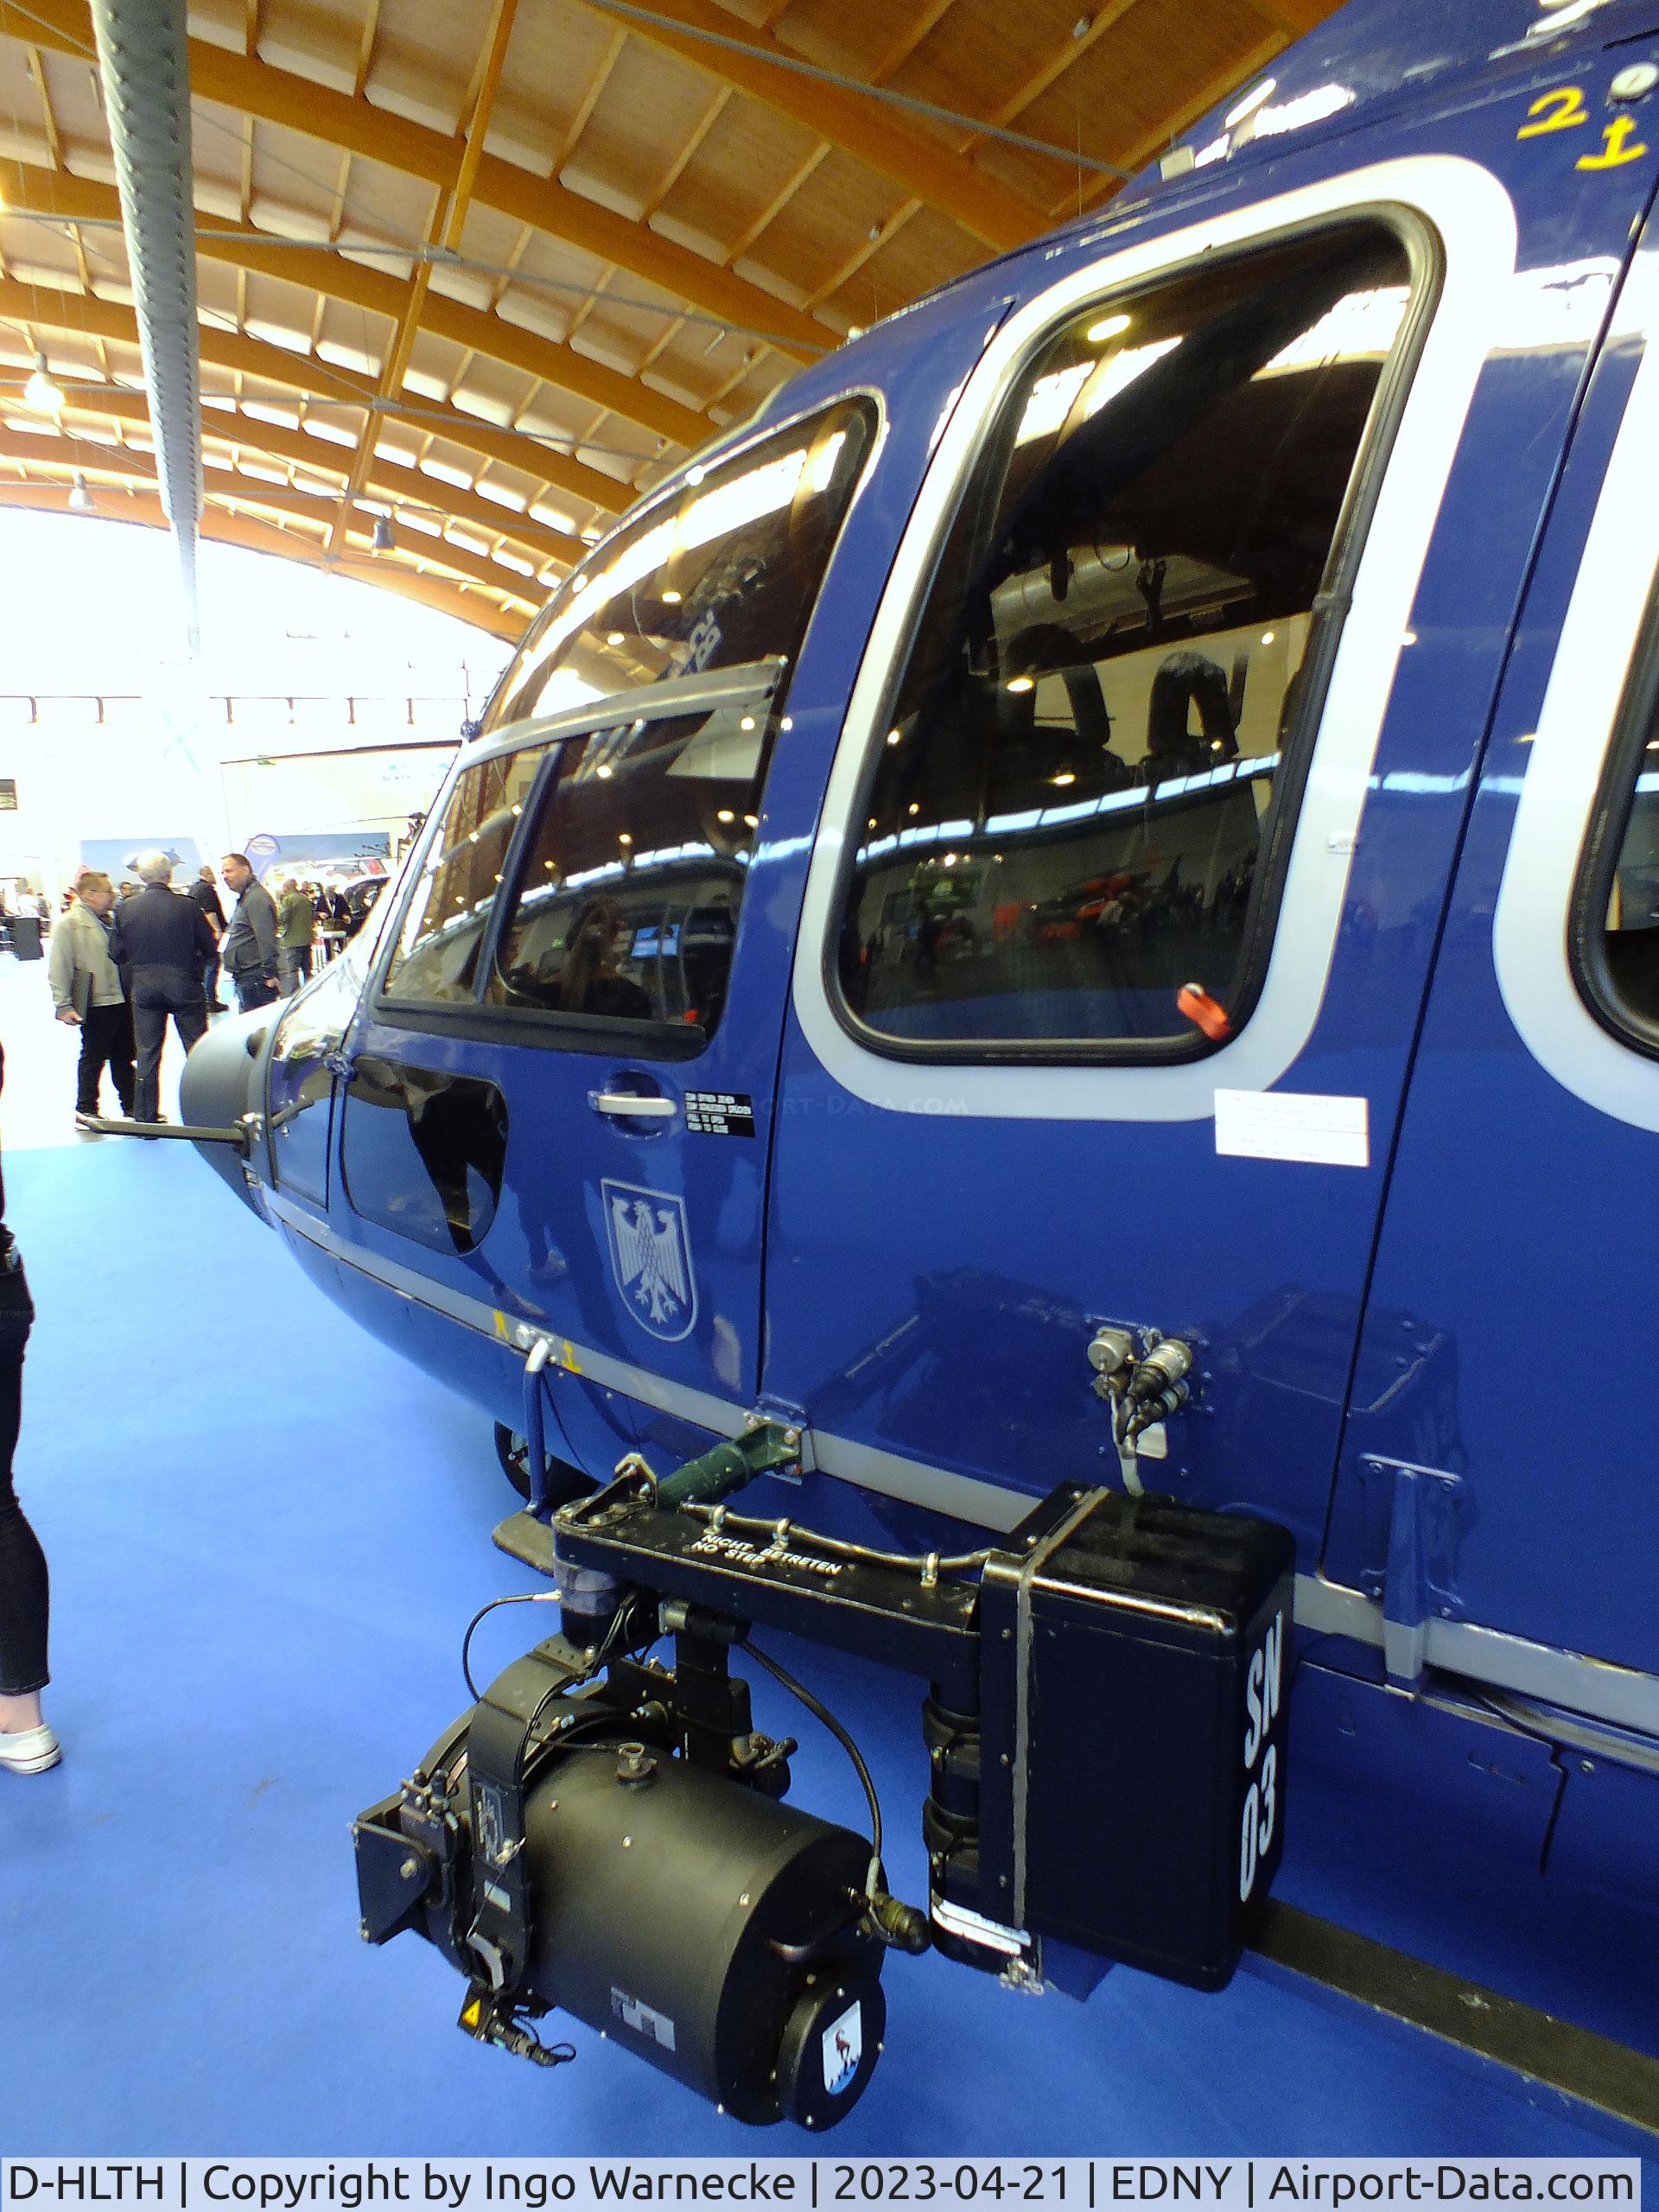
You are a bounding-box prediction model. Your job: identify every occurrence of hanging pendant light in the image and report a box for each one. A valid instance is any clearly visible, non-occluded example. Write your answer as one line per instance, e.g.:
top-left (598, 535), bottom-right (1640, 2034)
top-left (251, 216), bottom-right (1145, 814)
top-left (372, 514), bottom-right (395, 552)
top-left (67, 472), bottom-right (96, 512)
top-left (24, 353), bottom-right (64, 416)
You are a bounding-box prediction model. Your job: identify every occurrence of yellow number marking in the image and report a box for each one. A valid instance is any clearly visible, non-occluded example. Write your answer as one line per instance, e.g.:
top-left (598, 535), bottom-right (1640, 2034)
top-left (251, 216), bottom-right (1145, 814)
top-left (1518, 85), bottom-right (1589, 137)
top-left (1577, 115), bottom-right (1649, 168)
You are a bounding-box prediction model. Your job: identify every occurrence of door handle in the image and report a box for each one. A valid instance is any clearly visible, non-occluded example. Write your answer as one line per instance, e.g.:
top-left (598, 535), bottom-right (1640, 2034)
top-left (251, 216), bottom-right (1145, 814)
top-left (588, 1090), bottom-right (677, 1121)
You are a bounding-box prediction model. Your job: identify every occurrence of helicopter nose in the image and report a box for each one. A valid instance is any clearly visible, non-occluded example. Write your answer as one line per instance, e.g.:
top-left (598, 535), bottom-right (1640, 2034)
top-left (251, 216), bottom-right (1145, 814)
top-left (180, 1007), bottom-right (275, 1213)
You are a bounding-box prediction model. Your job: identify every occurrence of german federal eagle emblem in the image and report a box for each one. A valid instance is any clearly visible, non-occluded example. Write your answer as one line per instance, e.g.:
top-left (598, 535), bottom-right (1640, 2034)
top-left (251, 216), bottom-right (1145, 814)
top-left (601, 1180), bottom-right (698, 1342)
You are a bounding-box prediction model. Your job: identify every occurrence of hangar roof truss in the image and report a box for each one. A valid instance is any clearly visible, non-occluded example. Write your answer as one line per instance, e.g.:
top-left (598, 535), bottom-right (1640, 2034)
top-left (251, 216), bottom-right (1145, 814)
top-left (0, 0), bottom-right (1332, 643)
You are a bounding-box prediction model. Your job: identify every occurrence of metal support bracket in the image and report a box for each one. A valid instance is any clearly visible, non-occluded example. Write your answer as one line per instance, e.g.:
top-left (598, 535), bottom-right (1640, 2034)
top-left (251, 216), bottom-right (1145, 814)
top-left (1364, 1455), bottom-right (1465, 1688)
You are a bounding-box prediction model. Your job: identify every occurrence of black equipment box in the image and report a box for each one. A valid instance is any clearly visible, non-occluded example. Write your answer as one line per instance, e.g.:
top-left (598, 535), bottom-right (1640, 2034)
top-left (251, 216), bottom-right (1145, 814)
top-left (977, 1486), bottom-right (1295, 1991)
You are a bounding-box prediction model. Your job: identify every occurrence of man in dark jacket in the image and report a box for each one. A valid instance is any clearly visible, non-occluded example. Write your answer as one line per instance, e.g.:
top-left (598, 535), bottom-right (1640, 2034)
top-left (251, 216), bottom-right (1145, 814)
top-left (219, 852), bottom-right (281, 1012)
top-left (188, 864), bottom-right (228, 1012)
top-left (108, 852), bottom-right (217, 1123)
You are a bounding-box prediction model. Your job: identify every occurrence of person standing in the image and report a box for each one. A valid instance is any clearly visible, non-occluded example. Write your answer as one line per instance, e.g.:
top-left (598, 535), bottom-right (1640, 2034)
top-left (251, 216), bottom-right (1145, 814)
top-left (0, 1045), bottom-right (57, 1777)
top-left (220, 852), bottom-right (280, 1012)
top-left (47, 872), bottom-right (136, 1124)
top-left (189, 863), bottom-right (228, 1012)
top-left (108, 851), bottom-right (216, 1125)
top-left (276, 876), bottom-right (316, 995)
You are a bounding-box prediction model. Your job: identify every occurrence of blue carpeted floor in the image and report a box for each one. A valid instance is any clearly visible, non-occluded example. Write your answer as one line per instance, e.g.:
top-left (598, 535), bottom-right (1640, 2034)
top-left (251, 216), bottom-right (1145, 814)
top-left (0, 982), bottom-right (1650, 2161)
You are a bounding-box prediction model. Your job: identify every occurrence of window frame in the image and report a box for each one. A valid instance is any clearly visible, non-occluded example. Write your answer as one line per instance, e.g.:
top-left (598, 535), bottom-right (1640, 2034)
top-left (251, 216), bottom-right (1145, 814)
top-left (825, 204), bottom-right (1441, 1070)
top-left (364, 658), bottom-right (789, 1060)
top-left (1569, 585), bottom-right (1659, 1061)
top-left (472, 389), bottom-right (885, 737)
top-left (785, 154), bottom-right (1513, 1126)
top-left (1492, 256), bottom-right (1659, 1136)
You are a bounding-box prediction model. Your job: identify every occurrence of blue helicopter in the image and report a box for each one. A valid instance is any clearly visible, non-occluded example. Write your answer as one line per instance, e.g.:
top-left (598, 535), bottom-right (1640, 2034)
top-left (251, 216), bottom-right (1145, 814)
top-left (175, 0), bottom-right (1659, 2134)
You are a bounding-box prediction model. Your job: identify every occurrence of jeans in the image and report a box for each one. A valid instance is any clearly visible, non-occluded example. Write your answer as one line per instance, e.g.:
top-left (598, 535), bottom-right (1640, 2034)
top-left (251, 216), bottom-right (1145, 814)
top-left (204, 950), bottom-right (223, 1007)
top-left (130, 966), bottom-right (208, 1121)
top-left (76, 1002), bottom-right (136, 1116)
top-left (234, 971), bottom-right (279, 1014)
top-left (0, 1263), bottom-right (46, 1698)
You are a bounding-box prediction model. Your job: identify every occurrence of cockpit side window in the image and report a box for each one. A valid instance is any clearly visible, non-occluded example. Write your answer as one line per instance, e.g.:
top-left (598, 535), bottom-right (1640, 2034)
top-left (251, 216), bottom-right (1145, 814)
top-left (484, 701), bottom-right (762, 1042)
top-left (381, 741), bottom-right (550, 1005)
top-left (1572, 591), bottom-right (1659, 1052)
top-left (833, 219), bottom-right (1419, 1058)
top-left (481, 397), bottom-right (877, 730)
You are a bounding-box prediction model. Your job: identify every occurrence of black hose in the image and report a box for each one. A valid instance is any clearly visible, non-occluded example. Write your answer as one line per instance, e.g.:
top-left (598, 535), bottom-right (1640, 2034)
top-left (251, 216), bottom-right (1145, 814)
top-left (747, 1639), bottom-right (884, 1898)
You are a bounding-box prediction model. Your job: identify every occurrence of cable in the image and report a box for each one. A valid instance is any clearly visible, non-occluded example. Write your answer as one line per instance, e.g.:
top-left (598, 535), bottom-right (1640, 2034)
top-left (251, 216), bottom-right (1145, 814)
top-left (3, 214), bottom-right (830, 354)
top-left (746, 1638), bottom-right (883, 1899)
top-left (577, 0), bottom-right (1130, 178)
top-left (680, 1500), bottom-right (994, 1581)
top-left (460, 1589), bottom-right (563, 1700)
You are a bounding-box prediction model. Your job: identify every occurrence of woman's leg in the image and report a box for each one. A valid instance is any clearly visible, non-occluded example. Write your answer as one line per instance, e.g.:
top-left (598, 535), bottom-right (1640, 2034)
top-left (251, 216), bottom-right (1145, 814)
top-left (0, 1274), bottom-right (47, 1723)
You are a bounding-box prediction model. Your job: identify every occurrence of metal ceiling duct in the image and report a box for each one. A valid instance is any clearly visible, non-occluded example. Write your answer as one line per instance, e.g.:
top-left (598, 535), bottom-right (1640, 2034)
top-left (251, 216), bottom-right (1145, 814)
top-left (90, 0), bottom-right (203, 649)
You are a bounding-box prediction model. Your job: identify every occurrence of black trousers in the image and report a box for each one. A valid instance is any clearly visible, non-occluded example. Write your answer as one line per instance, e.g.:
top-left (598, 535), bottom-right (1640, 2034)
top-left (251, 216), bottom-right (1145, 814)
top-left (0, 1265), bottom-right (46, 1698)
top-left (234, 972), bottom-right (278, 1014)
top-left (75, 1001), bottom-right (135, 1116)
top-left (130, 966), bottom-right (207, 1122)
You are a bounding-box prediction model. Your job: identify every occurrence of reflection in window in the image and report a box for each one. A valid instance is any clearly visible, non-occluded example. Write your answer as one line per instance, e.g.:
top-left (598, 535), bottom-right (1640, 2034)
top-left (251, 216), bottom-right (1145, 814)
top-left (1592, 731), bottom-right (1659, 1030)
top-left (340, 1058), bottom-right (508, 1255)
top-left (482, 399), bottom-right (876, 726)
top-left (837, 223), bottom-right (1416, 1051)
top-left (382, 742), bottom-right (549, 1003)
top-left (269, 956), bottom-right (359, 1203)
top-left (487, 696), bottom-right (767, 1039)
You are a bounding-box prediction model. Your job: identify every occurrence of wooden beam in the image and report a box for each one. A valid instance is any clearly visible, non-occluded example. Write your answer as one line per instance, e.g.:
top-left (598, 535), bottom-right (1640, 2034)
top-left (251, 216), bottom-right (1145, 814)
top-left (0, 0), bottom-right (835, 363)
top-left (0, 421), bottom-right (549, 597)
top-left (0, 155), bottom-right (708, 450)
top-left (1053, 28), bottom-right (1289, 218)
top-left (0, 247), bottom-right (633, 515)
top-left (976, 0), bottom-right (1145, 138)
top-left (868, 0), bottom-right (961, 88)
top-left (0, 481), bottom-right (529, 637)
top-left (572, 0), bottom-right (1046, 251)
top-left (329, 0), bottom-right (521, 555)
top-left (1, 385), bottom-right (581, 564)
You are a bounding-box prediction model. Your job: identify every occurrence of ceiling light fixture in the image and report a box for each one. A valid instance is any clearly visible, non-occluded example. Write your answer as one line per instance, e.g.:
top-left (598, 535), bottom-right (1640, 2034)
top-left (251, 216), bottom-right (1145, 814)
top-left (67, 472), bottom-right (95, 513)
top-left (372, 515), bottom-right (396, 552)
top-left (24, 353), bottom-right (63, 416)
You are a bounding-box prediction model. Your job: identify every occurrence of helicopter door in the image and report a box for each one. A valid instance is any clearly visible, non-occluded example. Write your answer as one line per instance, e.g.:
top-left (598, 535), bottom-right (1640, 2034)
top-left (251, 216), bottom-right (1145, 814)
top-left (758, 162), bottom-right (1647, 1577)
top-left (1320, 232), bottom-right (1659, 1693)
top-left (334, 396), bottom-right (881, 1467)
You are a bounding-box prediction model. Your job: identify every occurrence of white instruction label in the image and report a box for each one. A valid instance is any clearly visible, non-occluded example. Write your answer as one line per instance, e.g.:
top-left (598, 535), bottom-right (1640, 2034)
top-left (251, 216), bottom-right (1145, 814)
top-left (1213, 1089), bottom-right (1370, 1167)
top-left (611, 1986), bottom-right (677, 2051)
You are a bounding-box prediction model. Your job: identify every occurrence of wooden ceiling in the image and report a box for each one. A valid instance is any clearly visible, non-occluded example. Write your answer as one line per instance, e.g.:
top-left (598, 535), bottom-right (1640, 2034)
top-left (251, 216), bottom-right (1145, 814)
top-left (0, 0), bottom-right (1337, 645)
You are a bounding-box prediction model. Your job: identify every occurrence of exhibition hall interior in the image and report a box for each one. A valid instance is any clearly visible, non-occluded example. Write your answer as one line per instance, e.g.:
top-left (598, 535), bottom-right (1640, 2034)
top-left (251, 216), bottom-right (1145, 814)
top-left (3, 0), bottom-right (1659, 2168)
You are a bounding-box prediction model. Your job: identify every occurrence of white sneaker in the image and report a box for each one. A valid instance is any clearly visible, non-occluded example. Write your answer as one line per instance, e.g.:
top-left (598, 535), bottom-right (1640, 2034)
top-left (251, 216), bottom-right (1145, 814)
top-left (0, 1723), bottom-right (60, 1774)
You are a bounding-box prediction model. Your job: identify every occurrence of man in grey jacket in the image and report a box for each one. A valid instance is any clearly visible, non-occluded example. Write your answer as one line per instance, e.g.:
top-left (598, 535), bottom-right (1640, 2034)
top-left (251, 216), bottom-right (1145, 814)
top-left (108, 852), bottom-right (217, 1123)
top-left (220, 852), bottom-right (281, 1012)
top-left (48, 871), bottom-right (135, 1122)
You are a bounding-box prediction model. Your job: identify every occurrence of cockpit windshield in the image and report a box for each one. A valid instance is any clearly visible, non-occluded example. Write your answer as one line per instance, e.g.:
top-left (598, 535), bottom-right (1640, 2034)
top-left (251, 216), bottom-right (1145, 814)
top-left (480, 397), bottom-right (876, 734)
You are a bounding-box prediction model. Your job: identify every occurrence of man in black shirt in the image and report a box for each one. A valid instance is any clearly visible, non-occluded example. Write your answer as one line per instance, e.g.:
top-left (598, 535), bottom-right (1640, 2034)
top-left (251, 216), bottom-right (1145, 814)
top-left (109, 852), bottom-right (217, 1123)
top-left (188, 864), bottom-right (228, 1013)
